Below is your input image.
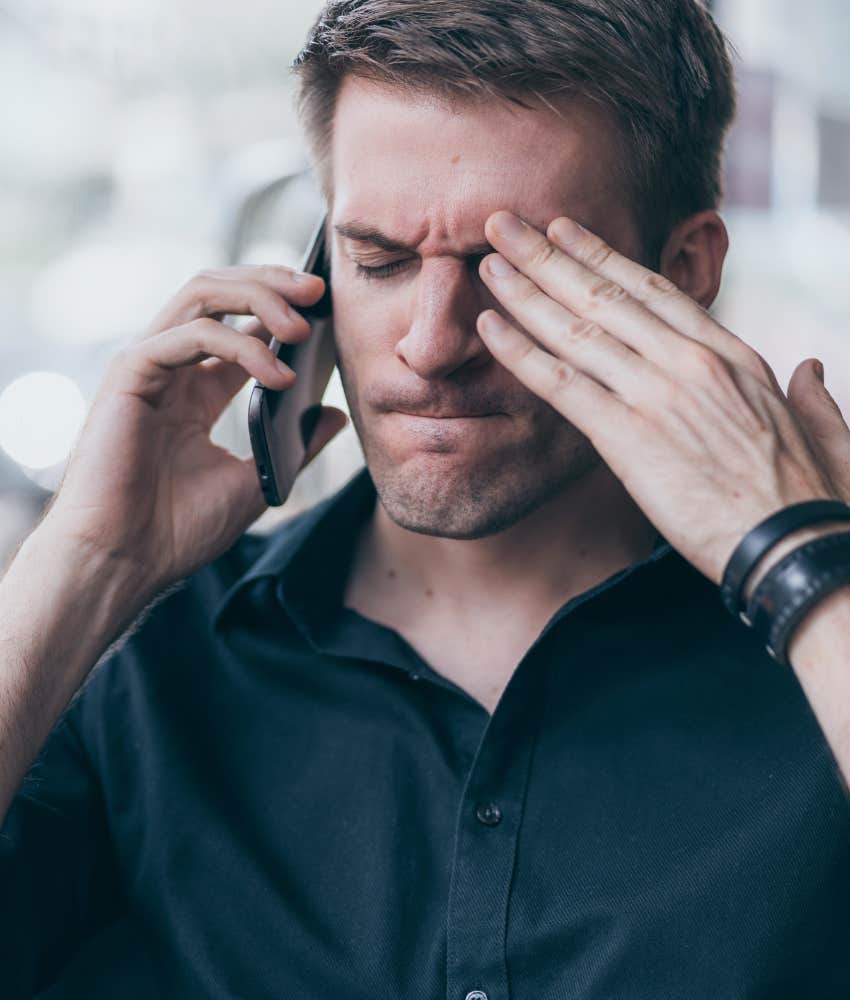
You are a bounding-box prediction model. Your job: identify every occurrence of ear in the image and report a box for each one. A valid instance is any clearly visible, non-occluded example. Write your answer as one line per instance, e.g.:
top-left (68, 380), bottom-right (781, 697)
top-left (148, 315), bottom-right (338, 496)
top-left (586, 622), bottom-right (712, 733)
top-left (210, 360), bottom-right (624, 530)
top-left (659, 210), bottom-right (729, 309)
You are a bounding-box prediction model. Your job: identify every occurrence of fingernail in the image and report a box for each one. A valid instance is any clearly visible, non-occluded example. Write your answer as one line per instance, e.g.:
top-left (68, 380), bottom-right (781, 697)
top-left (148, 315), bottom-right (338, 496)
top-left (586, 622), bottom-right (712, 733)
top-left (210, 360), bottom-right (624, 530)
top-left (486, 254), bottom-right (515, 277)
top-left (478, 310), bottom-right (512, 339)
top-left (493, 211), bottom-right (527, 241)
top-left (293, 270), bottom-right (321, 284)
top-left (276, 359), bottom-right (293, 376)
top-left (550, 217), bottom-right (585, 246)
top-left (814, 360), bottom-right (825, 383)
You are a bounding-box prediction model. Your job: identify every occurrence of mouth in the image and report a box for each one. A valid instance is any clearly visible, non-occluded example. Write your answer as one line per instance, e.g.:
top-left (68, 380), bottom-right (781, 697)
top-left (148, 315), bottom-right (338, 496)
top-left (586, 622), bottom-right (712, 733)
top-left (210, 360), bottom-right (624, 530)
top-left (392, 409), bottom-right (499, 419)
top-left (380, 409), bottom-right (509, 454)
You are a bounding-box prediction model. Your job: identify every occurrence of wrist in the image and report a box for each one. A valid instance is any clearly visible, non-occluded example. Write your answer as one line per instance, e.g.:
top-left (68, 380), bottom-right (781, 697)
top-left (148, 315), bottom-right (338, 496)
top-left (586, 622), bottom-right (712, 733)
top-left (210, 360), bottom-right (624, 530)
top-left (26, 511), bottom-right (159, 621)
top-left (0, 516), bottom-right (157, 727)
top-left (786, 583), bottom-right (850, 669)
top-left (742, 519), bottom-right (850, 606)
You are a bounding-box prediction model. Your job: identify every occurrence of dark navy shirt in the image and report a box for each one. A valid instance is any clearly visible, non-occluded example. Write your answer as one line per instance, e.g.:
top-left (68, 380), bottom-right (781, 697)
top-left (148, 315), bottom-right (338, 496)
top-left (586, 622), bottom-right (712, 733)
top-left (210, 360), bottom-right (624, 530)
top-left (3, 466), bottom-right (850, 999)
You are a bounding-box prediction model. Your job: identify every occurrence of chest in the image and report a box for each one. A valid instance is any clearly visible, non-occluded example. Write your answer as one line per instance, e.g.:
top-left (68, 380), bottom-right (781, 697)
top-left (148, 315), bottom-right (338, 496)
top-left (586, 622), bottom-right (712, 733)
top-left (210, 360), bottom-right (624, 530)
top-left (112, 632), bottom-right (850, 1000)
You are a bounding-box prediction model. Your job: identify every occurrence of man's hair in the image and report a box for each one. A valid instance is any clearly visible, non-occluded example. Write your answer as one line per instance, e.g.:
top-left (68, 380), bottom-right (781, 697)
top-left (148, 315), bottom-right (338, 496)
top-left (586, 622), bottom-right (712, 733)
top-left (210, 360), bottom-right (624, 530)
top-left (292, 0), bottom-right (737, 267)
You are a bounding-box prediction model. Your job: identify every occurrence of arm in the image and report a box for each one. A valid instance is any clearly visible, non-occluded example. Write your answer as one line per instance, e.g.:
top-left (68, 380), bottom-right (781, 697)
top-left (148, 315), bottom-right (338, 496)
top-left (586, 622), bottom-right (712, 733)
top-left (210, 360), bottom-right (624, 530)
top-left (0, 259), bottom-right (345, 992)
top-left (0, 518), bottom-right (152, 823)
top-left (471, 209), bottom-right (850, 794)
top-left (786, 589), bottom-right (850, 793)
top-left (733, 521), bottom-right (850, 791)
top-left (1, 259), bottom-right (342, 822)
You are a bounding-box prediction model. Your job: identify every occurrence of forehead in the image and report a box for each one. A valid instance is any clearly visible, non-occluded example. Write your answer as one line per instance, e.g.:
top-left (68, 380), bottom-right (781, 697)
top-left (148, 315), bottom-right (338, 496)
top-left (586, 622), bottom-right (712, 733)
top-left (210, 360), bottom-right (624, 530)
top-left (330, 76), bottom-right (632, 244)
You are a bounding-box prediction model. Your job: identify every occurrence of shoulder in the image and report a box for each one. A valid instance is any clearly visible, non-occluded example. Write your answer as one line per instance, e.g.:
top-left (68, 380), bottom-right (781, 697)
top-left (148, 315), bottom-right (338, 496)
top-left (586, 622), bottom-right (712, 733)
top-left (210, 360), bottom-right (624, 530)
top-left (58, 512), bottom-right (312, 740)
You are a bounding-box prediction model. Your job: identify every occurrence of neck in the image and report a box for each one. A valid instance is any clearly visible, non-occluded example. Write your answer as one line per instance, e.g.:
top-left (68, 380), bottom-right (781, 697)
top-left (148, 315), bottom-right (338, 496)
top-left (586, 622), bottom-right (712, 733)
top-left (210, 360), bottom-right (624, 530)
top-left (345, 463), bottom-right (660, 624)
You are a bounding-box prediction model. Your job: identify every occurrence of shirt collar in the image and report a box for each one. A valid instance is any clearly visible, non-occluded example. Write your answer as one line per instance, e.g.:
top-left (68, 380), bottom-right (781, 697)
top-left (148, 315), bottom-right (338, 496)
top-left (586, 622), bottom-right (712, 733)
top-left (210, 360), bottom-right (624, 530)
top-left (212, 463), bottom-right (675, 633)
top-left (211, 465), bottom-right (377, 632)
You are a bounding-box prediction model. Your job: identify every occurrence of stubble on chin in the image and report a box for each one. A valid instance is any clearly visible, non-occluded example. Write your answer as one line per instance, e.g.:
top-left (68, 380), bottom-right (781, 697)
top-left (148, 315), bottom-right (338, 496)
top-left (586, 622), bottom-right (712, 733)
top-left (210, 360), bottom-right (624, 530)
top-left (363, 429), bottom-right (602, 540)
top-left (336, 352), bottom-right (602, 540)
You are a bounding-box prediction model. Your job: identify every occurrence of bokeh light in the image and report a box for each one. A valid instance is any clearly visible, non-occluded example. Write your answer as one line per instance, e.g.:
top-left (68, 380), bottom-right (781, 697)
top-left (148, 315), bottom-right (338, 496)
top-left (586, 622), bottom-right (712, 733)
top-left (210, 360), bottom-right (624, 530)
top-left (0, 371), bottom-right (87, 470)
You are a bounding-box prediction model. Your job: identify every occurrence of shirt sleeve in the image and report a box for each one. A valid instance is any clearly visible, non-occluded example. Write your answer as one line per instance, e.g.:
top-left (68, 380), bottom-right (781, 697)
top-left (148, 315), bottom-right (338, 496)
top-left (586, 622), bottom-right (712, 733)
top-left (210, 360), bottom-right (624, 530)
top-left (0, 703), bottom-right (126, 998)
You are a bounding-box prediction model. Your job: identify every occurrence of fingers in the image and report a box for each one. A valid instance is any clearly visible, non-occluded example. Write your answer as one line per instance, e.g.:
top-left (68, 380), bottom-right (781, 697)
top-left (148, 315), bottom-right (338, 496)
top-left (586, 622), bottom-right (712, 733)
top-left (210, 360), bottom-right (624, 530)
top-left (476, 308), bottom-right (633, 454)
top-left (140, 265), bottom-right (326, 344)
top-left (483, 212), bottom-right (694, 371)
top-left (483, 211), bottom-right (778, 391)
top-left (478, 251), bottom-right (667, 406)
top-left (200, 319), bottom-right (276, 415)
top-left (546, 216), bottom-right (780, 392)
top-left (115, 317), bottom-right (295, 405)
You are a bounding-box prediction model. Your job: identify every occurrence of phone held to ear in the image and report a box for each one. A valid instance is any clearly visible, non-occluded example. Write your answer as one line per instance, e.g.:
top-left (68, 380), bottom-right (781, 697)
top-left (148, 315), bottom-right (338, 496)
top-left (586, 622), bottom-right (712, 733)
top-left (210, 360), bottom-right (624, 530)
top-left (248, 214), bottom-right (337, 506)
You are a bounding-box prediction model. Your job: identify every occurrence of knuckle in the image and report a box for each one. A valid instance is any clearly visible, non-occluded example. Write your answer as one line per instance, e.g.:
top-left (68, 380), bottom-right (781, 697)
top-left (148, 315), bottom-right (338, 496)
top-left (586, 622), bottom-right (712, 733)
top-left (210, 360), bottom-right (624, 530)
top-left (685, 346), bottom-right (714, 377)
top-left (246, 334), bottom-right (272, 359)
top-left (742, 348), bottom-right (778, 388)
top-left (185, 316), bottom-right (219, 342)
top-left (515, 280), bottom-right (542, 307)
top-left (252, 281), bottom-right (297, 319)
top-left (259, 263), bottom-right (298, 280)
top-left (584, 276), bottom-right (627, 307)
top-left (635, 269), bottom-right (678, 302)
top-left (686, 344), bottom-right (729, 382)
top-left (552, 361), bottom-right (577, 390)
top-left (182, 272), bottom-right (218, 315)
top-left (186, 270), bottom-right (217, 295)
top-left (528, 239), bottom-right (558, 270)
top-left (567, 318), bottom-right (605, 343)
top-left (185, 316), bottom-right (215, 332)
top-left (243, 279), bottom-right (272, 308)
top-left (583, 242), bottom-right (614, 271)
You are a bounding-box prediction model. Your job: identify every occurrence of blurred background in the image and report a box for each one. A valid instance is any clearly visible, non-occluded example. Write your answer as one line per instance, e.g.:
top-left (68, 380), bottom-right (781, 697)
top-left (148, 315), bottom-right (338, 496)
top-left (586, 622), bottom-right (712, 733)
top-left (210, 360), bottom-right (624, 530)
top-left (0, 0), bottom-right (848, 565)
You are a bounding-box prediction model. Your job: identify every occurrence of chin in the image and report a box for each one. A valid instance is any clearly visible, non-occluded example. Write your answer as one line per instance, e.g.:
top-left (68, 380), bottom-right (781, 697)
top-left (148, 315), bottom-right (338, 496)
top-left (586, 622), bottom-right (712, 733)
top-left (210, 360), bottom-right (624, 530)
top-left (365, 440), bottom-right (601, 540)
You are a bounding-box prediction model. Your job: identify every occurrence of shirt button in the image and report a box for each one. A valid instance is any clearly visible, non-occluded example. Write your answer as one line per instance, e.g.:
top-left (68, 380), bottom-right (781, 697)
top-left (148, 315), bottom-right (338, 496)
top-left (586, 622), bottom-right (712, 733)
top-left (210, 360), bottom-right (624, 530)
top-left (475, 801), bottom-right (502, 826)
top-left (465, 992), bottom-right (488, 1000)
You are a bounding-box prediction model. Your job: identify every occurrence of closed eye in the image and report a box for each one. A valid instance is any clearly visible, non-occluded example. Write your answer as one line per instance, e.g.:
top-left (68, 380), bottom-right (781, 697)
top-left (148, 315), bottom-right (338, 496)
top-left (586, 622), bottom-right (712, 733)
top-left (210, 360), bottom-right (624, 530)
top-left (355, 251), bottom-right (492, 281)
top-left (355, 260), bottom-right (412, 281)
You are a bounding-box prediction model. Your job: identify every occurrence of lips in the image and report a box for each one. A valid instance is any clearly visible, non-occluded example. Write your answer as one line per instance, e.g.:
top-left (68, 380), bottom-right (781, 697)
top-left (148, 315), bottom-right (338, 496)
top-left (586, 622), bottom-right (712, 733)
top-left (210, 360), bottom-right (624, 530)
top-left (393, 409), bottom-right (496, 419)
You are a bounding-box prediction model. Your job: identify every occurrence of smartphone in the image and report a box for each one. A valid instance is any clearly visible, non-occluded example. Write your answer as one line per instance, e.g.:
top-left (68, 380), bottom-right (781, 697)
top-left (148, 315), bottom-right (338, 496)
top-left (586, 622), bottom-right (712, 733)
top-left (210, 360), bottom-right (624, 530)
top-left (248, 214), bottom-right (336, 506)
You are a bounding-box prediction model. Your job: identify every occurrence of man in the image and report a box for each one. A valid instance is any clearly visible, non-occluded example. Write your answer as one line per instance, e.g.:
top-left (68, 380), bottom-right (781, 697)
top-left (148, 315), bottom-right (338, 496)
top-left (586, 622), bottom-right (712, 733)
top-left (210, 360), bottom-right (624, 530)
top-left (2, 1), bottom-right (850, 997)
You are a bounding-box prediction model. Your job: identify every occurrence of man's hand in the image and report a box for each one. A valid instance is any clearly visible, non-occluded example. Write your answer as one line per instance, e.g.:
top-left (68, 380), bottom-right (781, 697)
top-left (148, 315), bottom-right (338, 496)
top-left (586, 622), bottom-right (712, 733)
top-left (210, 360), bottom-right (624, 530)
top-left (475, 210), bottom-right (850, 588)
top-left (47, 264), bottom-right (347, 597)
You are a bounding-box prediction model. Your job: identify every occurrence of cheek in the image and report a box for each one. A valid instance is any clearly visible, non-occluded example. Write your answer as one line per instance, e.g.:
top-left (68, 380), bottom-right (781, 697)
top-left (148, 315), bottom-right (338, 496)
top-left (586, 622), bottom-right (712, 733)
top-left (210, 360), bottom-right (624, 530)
top-left (331, 272), bottom-right (407, 370)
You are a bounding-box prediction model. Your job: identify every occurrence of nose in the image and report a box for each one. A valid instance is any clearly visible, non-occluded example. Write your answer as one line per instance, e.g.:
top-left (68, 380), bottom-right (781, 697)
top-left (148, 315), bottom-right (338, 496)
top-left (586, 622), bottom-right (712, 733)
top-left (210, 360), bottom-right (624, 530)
top-left (394, 257), bottom-right (493, 380)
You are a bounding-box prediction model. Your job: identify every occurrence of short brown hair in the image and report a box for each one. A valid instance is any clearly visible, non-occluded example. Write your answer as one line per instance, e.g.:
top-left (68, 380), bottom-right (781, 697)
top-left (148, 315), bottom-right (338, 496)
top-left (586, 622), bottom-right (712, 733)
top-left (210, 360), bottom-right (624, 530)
top-left (292, 0), bottom-right (737, 267)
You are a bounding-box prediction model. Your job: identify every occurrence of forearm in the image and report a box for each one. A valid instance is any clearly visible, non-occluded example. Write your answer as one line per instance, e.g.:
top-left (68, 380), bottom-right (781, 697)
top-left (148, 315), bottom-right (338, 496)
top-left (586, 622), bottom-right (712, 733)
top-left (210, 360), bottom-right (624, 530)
top-left (785, 588), bottom-right (850, 794)
top-left (741, 521), bottom-right (850, 794)
top-left (0, 515), bottom-right (154, 821)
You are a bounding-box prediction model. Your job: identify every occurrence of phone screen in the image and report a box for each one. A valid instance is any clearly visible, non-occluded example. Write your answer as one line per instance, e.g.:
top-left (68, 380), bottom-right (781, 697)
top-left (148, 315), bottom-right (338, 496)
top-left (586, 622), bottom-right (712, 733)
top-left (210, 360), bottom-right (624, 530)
top-left (248, 216), bottom-right (336, 506)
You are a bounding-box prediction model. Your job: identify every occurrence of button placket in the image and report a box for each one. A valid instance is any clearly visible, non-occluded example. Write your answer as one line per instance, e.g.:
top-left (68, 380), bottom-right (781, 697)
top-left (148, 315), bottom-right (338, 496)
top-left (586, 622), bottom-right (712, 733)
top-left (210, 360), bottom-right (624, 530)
top-left (446, 701), bottom-right (544, 999)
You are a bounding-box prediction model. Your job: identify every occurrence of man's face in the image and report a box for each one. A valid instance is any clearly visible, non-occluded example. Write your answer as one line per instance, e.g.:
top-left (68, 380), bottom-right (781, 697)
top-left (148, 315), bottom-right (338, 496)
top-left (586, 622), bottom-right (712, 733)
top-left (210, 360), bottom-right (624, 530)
top-left (329, 77), bottom-right (647, 539)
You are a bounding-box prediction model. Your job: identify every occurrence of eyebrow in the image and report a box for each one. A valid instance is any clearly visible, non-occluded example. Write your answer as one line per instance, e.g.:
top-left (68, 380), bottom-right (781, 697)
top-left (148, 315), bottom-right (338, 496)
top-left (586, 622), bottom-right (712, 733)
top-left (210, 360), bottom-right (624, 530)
top-left (334, 221), bottom-right (492, 257)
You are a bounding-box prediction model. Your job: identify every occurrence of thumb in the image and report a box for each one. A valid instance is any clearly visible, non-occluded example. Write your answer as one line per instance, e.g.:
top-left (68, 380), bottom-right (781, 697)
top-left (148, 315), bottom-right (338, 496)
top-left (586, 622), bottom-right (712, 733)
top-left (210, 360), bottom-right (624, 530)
top-left (787, 357), bottom-right (846, 428)
top-left (787, 357), bottom-right (850, 496)
top-left (237, 405), bottom-right (350, 518)
top-left (301, 405), bottom-right (350, 468)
